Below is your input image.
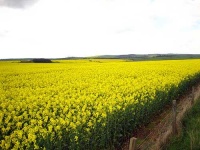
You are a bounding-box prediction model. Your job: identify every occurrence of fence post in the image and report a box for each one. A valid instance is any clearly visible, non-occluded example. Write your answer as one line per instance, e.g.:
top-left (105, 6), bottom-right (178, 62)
top-left (172, 100), bottom-right (177, 135)
top-left (191, 87), bottom-right (195, 105)
top-left (129, 137), bottom-right (137, 150)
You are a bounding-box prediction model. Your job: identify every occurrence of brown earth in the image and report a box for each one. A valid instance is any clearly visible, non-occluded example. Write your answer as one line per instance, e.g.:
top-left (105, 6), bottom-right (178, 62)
top-left (121, 83), bottom-right (200, 150)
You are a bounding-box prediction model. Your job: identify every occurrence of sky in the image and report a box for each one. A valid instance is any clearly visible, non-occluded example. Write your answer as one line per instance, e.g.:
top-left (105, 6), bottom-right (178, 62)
top-left (0, 0), bottom-right (200, 58)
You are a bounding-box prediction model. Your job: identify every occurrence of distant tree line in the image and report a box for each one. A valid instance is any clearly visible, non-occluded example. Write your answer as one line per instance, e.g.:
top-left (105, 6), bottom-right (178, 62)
top-left (20, 58), bottom-right (52, 63)
top-left (32, 59), bottom-right (52, 63)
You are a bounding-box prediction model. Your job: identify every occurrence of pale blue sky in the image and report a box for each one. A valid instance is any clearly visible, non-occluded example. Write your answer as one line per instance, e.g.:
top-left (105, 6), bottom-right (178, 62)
top-left (0, 0), bottom-right (200, 58)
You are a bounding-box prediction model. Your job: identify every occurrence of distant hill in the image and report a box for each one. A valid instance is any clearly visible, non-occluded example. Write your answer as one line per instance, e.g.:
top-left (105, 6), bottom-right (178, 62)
top-left (87, 54), bottom-right (200, 61)
top-left (0, 58), bottom-right (53, 63)
top-left (1, 54), bottom-right (200, 61)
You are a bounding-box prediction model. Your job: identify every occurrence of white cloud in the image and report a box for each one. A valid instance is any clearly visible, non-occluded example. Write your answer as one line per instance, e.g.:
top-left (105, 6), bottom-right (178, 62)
top-left (0, 0), bottom-right (200, 58)
top-left (0, 0), bottom-right (38, 8)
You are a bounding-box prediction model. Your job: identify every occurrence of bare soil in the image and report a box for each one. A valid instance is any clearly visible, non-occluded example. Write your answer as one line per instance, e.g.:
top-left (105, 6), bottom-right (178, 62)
top-left (122, 83), bottom-right (200, 150)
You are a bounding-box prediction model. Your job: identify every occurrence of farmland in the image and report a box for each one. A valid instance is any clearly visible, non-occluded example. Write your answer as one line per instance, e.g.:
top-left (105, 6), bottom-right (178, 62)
top-left (1, 59), bottom-right (200, 149)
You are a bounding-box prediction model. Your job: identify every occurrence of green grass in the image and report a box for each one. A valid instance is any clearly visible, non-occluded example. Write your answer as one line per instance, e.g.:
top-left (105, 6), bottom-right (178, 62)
top-left (167, 98), bottom-right (200, 150)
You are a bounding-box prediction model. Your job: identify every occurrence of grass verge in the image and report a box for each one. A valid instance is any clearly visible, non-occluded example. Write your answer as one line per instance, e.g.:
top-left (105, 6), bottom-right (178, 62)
top-left (166, 98), bottom-right (200, 150)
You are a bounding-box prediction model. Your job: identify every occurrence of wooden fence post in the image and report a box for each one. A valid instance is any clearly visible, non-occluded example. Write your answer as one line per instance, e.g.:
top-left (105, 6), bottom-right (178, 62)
top-left (191, 87), bottom-right (194, 105)
top-left (129, 137), bottom-right (137, 150)
top-left (172, 100), bottom-right (177, 135)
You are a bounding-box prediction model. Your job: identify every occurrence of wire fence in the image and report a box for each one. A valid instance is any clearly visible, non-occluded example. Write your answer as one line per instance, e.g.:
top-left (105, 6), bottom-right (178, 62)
top-left (136, 111), bottom-right (172, 150)
top-left (128, 86), bottom-right (200, 150)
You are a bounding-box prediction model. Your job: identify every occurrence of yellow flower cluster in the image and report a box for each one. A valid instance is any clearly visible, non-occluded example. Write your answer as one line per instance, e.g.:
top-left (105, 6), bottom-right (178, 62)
top-left (1, 59), bottom-right (200, 149)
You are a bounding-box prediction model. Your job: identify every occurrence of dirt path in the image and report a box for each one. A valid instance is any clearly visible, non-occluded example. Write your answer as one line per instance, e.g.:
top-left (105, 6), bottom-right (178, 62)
top-left (122, 83), bottom-right (200, 150)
